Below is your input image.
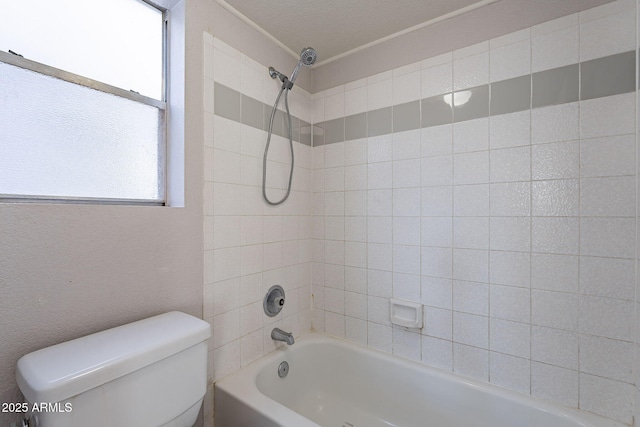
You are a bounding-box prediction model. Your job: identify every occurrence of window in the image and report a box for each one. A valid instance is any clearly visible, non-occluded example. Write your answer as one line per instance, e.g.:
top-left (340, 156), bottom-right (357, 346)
top-left (0, 0), bottom-right (167, 204)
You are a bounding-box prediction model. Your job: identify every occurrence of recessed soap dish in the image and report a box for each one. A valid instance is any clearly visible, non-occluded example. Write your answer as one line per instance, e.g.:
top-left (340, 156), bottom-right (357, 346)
top-left (389, 298), bottom-right (423, 329)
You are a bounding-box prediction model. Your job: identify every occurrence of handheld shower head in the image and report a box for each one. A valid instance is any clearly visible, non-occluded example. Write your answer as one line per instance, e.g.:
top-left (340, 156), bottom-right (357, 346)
top-left (289, 47), bottom-right (317, 84)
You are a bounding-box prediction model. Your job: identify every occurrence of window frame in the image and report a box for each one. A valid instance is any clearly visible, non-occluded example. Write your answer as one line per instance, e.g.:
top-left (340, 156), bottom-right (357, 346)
top-left (0, 1), bottom-right (169, 206)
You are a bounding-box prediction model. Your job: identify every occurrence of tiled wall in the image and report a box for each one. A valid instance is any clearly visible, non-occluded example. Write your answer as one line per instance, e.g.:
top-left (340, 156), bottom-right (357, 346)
top-left (311, 1), bottom-right (637, 424)
top-left (202, 34), bottom-right (314, 424)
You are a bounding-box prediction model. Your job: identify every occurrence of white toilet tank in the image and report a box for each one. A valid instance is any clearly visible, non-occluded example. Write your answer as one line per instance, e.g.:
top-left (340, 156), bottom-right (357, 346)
top-left (16, 311), bottom-right (211, 427)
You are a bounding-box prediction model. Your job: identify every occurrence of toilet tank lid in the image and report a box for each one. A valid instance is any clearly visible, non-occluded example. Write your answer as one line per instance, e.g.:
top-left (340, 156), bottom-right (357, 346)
top-left (16, 311), bottom-right (211, 404)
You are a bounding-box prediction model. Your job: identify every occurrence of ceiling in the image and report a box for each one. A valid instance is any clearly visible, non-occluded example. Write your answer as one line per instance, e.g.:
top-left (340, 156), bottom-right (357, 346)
top-left (217, 0), bottom-right (498, 65)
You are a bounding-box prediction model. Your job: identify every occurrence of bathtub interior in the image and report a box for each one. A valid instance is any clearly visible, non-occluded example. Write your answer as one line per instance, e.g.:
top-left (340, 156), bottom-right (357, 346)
top-left (250, 336), bottom-right (615, 427)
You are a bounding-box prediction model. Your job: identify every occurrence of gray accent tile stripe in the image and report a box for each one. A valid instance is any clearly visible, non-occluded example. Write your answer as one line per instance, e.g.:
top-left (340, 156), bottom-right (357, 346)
top-left (212, 50), bottom-right (635, 146)
top-left (532, 64), bottom-right (579, 108)
top-left (368, 107), bottom-right (393, 137)
top-left (491, 75), bottom-right (531, 116)
top-left (422, 95), bottom-right (453, 127)
top-left (241, 94), bottom-right (264, 130)
top-left (214, 82), bottom-right (241, 122)
top-left (323, 117), bottom-right (345, 145)
top-left (345, 113), bottom-right (367, 140)
top-left (581, 50), bottom-right (636, 101)
top-left (393, 101), bottom-right (421, 132)
top-left (453, 85), bottom-right (489, 122)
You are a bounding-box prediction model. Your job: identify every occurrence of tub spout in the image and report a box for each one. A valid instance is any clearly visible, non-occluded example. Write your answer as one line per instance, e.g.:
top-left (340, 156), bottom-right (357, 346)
top-left (271, 328), bottom-right (295, 345)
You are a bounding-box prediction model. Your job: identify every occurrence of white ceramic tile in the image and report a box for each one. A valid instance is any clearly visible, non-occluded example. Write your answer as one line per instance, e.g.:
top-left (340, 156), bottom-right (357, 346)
top-left (580, 334), bottom-right (633, 383)
top-left (213, 247), bottom-right (241, 283)
top-left (421, 247), bottom-right (453, 279)
top-left (368, 78), bottom-right (393, 110)
top-left (212, 277), bottom-right (240, 316)
top-left (490, 352), bottom-right (530, 394)
top-left (424, 306), bottom-right (453, 340)
top-left (454, 151), bottom-right (489, 185)
top-left (531, 325), bottom-right (578, 369)
top-left (579, 374), bottom-right (634, 424)
top-left (393, 70), bottom-right (421, 104)
top-left (345, 190), bottom-right (367, 216)
top-left (215, 115), bottom-right (242, 153)
top-left (490, 285), bottom-right (530, 323)
top-left (454, 343), bottom-right (489, 381)
top-left (393, 188), bottom-right (421, 217)
top-left (367, 296), bottom-right (391, 326)
top-left (580, 256), bottom-right (634, 300)
top-left (324, 191), bottom-right (345, 216)
top-left (240, 329), bottom-right (264, 367)
top-left (423, 186), bottom-right (453, 217)
top-left (421, 124), bottom-right (453, 157)
top-left (454, 41), bottom-right (489, 59)
top-left (393, 129), bottom-right (422, 160)
top-left (490, 217), bottom-right (530, 252)
top-left (345, 267), bottom-right (367, 294)
top-left (240, 57), bottom-right (264, 101)
top-left (453, 184), bottom-right (489, 217)
top-left (325, 311), bottom-right (346, 338)
top-left (345, 86), bottom-right (368, 116)
top-left (453, 248), bottom-right (489, 283)
top-left (346, 317), bottom-right (368, 346)
top-left (489, 318), bottom-right (530, 358)
top-left (454, 51), bottom-right (489, 91)
top-left (368, 134), bottom-right (393, 163)
top-left (324, 167), bottom-right (344, 193)
top-left (421, 61), bottom-right (453, 99)
top-left (325, 216), bottom-right (345, 241)
top-left (531, 290), bottom-right (578, 331)
top-left (368, 243), bottom-right (393, 272)
top-left (580, 93), bottom-right (635, 139)
top-left (213, 48), bottom-right (241, 91)
top-left (489, 251), bottom-right (530, 288)
top-left (393, 245), bottom-right (421, 275)
top-left (368, 322), bottom-right (392, 353)
top-left (324, 91), bottom-right (345, 121)
top-left (368, 189), bottom-right (392, 216)
top-left (531, 253), bottom-right (579, 293)
top-left (325, 142), bottom-right (345, 168)
top-left (213, 215), bottom-right (240, 249)
top-left (422, 217), bottom-right (452, 248)
top-left (454, 312), bottom-right (488, 348)
top-left (421, 276), bottom-right (453, 309)
top-left (325, 264), bottom-right (345, 289)
top-left (532, 23), bottom-right (579, 72)
top-left (422, 155), bottom-right (453, 187)
top-left (453, 118), bottom-right (489, 153)
top-left (580, 8), bottom-right (635, 62)
top-left (212, 309), bottom-right (239, 349)
top-left (532, 141), bottom-right (579, 180)
top-left (580, 176), bottom-right (635, 217)
top-left (490, 182), bottom-right (530, 216)
top-left (580, 134), bottom-right (635, 178)
top-left (531, 362), bottom-right (578, 407)
top-left (368, 216), bottom-right (392, 243)
top-left (580, 217), bottom-right (635, 259)
top-left (579, 295), bottom-right (634, 341)
top-left (490, 146), bottom-right (530, 183)
top-left (453, 217), bottom-right (489, 250)
top-left (395, 216), bottom-right (422, 246)
top-left (344, 139), bottom-right (368, 165)
top-left (531, 103), bottom-right (579, 144)
top-left (422, 336), bottom-right (453, 371)
top-left (532, 12), bottom-right (579, 37)
top-left (392, 272), bottom-right (421, 301)
top-left (393, 328), bottom-right (422, 361)
top-left (489, 110), bottom-right (531, 149)
top-left (531, 180), bottom-right (579, 217)
top-left (324, 287), bottom-right (345, 314)
top-left (393, 159), bottom-right (421, 188)
top-left (324, 240), bottom-right (345, 265)
top-left (490, 38), bottom-right (531, 82)
top-left (531, 217), bottom-right (579, 255)
top-left (453, 280), bottom-right (488, 316)
top-left (212, 340), bottom-right (241, 382)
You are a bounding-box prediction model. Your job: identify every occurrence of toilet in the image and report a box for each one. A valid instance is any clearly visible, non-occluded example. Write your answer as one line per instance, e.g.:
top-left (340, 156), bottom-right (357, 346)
top-left (16, 311), bottom-right (210, 427)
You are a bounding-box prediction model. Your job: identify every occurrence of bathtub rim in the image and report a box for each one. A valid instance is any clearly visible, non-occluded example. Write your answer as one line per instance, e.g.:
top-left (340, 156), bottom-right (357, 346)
top-left (214, 331), bottom-right (626, 427)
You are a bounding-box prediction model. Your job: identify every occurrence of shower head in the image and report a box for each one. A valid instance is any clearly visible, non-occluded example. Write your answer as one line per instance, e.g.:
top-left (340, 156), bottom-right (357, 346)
top-left (289, 47), bottom-right (317, 84)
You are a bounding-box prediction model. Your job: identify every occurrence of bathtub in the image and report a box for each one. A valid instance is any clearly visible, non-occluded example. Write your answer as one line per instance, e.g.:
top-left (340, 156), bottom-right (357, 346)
top-left (215, 332), bottom-right (623, 427)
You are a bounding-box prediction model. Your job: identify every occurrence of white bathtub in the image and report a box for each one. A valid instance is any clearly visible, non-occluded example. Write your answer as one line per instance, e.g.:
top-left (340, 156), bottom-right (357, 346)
top-left (215, 332), bottom-right (623, 427)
